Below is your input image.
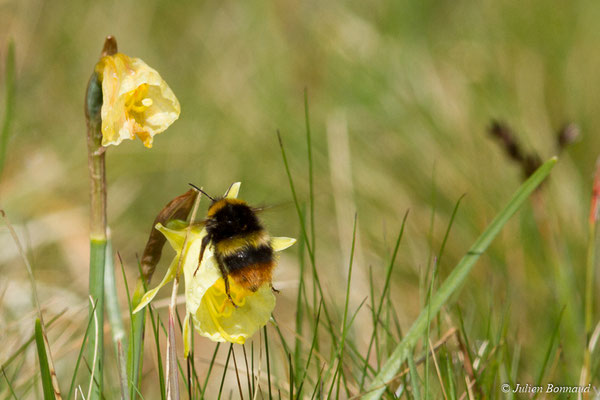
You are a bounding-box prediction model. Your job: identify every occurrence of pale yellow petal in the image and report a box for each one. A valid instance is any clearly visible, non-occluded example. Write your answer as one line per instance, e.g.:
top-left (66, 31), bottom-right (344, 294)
top-left (224, 182), bottom-right (241, 199)
top-left (183, 239), bottom-right (221, 316)
top-left (155, 222), bottom-right (188, 250)
top-left (183, 313), bottom-right (191, 358)
top-left (98, 53), bottom-right (180, 148)
top-left (192, 283), bottom-right (275, 344)
top-left (132, 256), bottom-right (179, 314)
top-left (271, 237), bottom-right (297, 252)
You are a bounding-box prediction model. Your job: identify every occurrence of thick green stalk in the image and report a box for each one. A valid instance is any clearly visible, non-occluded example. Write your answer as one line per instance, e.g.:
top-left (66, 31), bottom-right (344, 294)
top-left (85, 37), bottom-right (115, 398)
top-left (104, 238), bottom-right (130, 399)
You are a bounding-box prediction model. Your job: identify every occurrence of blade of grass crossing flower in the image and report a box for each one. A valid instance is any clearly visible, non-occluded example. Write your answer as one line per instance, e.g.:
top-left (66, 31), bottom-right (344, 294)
top-left (363, 157), bottom-right (557, 399)
top-left (34, 319), bottom-right (54, 400)
top-left (0, 40), bottom-right (15, 178)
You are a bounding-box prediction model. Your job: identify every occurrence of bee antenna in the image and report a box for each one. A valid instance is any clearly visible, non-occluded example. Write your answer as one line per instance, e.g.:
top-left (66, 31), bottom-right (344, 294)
top-left (188, 183), bottom-right (216, 202)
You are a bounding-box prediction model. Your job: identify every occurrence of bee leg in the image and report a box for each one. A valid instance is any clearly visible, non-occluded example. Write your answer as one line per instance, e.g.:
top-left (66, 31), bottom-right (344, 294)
top-left (224, 276), bottom-right (238, 309)
top-left (270, 284), bottom-right (280, 294)
top-left (194, 235), bottom-right (211, 277)
top-left (215, 258), bottom-right (238, 308)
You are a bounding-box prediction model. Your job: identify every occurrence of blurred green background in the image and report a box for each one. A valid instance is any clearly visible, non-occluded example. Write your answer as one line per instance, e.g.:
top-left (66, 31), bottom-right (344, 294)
top-left (1, 0), bottom-right (599, 396)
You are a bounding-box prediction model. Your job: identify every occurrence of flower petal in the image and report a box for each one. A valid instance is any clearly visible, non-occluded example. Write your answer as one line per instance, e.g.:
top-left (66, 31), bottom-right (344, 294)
top-left (224, 182), bottom-right (241, 199)
top-left (271, 237), bottom-right (297, 252)
top-left (183, 313), bottom-right (191, 357)
top-left (155, 222), bottom-right (188, 250)
top-left (183, 237), bottom-right (221, 316)
top-left (132, 255), bottom-right (179, 314)
top-left (192, 283), bottom-right (275, 344)
top-left (97, 53), bottom-right (180, 148)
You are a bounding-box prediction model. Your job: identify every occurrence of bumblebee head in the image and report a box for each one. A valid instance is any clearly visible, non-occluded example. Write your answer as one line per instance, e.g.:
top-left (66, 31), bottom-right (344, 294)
top-left (206, 198), bottom-right (262, 240)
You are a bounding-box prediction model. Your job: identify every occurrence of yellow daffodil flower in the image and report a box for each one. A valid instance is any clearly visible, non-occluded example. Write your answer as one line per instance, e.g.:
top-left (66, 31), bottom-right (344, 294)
top-left (133, 183), bottom-right (296, 352)
top-left (95, 53), bottom-right (180, 148)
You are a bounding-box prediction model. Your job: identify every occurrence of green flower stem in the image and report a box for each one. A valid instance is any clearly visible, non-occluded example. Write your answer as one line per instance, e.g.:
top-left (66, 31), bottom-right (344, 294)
top-left (85, 36), bottom-right (116, 399)
top-left (104, 238), bottom-right (130, 400)
top-left (86, 78), bottom-right (106, 397)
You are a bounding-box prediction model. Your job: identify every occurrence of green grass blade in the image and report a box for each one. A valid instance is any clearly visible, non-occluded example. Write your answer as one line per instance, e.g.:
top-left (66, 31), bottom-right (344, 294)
top-left (0, 40), bottom-right (16, 178)
top-left (67, 301), bottom-right (99, 399)
top-left (294, 214), bottom-right (306, 386)
top-left (263, 326), bottom-right (273, 400)
top-left (148, 306), bottom-right (166, 400)
top-left (304, 90), bottom-right (316, 253)
top-left (362, 157), bottom-right (557, 399)
top-left (359, 211), bottom-right (409, 391)
top-left (129, 276), bottom-right (147, 399)
top-left (407, 351), bottom-right (422, 400)
top-left (533, 306), bottom-right (565, 395)
top-left (218, 344), bottom-right (233, 400)
top-left (201, 343), bottom-right (221, 396)
top-left (34, 319), bottom-right (54, 400)
top-left (334, 213), bottom-right (358, 399)
top-left (1, 311), bottom-right (64, 371)
top-left (2, 367), bottom-right (18, 400)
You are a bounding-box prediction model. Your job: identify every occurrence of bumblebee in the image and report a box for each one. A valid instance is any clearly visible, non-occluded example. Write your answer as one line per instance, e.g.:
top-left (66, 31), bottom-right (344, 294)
top-left (190, 184), bottom-right (277, 306)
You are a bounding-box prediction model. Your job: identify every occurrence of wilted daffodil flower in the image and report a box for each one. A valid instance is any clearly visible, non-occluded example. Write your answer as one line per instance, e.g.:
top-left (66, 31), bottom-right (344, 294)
top-left (95, 53), bottom-right (180, 148)
top-left (133, 183), bottom-right (296, 351)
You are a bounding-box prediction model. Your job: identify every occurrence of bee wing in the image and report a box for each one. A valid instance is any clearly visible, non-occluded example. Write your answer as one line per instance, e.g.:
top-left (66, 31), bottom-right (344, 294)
top-left (251, 202), bottom-right (292, 214)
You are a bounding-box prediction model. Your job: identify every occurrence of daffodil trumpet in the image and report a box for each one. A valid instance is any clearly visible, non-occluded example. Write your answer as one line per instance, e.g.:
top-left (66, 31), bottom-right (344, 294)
top-left (95, 53), bottom-right (180, 148)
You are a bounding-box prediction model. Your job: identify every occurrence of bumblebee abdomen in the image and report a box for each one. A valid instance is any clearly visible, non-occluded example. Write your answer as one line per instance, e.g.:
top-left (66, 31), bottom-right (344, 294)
top-left (221, 243), bottom-right (274, 272)
top-left (220, 244), bottom-right (275, 292)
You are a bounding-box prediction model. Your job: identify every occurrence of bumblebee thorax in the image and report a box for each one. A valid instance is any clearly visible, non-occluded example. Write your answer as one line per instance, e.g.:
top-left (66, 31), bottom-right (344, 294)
top-left (206, 198), bottom-right (263, 242)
